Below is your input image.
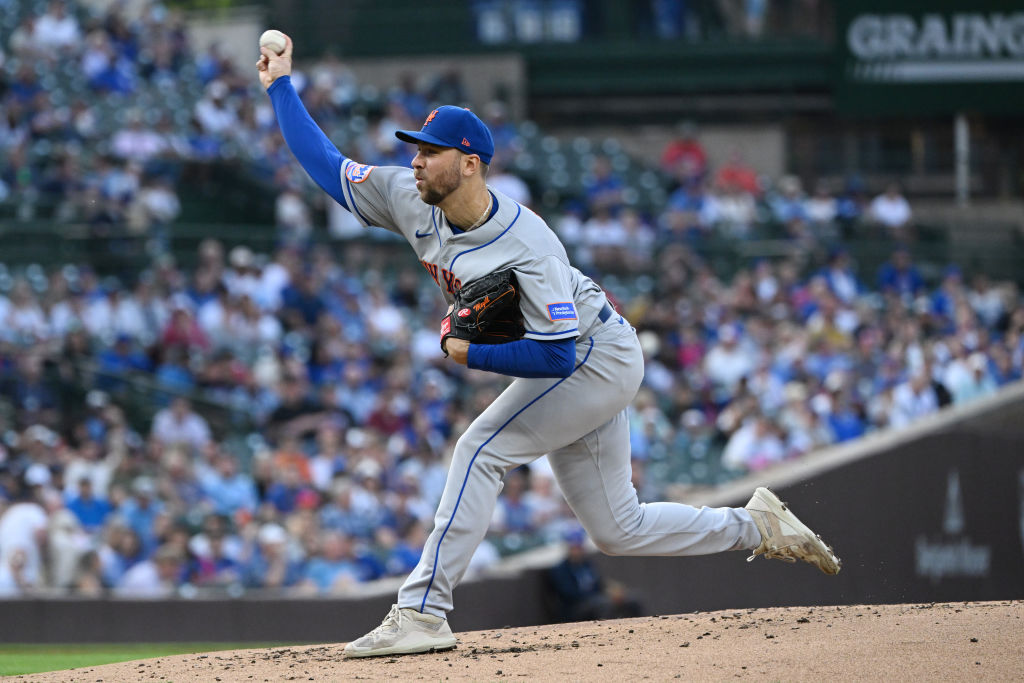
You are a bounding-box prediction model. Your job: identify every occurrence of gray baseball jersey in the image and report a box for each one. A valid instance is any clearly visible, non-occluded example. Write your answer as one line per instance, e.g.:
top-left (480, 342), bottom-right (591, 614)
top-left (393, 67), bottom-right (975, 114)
top-left (339, 160), bottom-right (606, 339)
top-left (336, 158), bottom-right (760, 617)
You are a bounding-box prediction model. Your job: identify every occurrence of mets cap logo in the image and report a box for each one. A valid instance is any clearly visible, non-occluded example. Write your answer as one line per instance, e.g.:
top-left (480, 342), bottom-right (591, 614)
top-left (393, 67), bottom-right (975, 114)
top-left (423, 109), bottom-right (438, 127)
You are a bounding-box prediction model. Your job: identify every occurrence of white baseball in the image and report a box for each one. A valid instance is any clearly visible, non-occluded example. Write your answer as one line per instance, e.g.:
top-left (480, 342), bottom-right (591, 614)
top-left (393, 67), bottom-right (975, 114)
top-left (259, 29), bottom-right (287, 55)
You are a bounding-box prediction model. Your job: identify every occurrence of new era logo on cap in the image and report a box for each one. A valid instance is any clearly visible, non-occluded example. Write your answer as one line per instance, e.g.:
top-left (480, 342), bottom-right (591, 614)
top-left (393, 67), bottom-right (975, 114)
top-left (395, 106), bottom-right (495, 164)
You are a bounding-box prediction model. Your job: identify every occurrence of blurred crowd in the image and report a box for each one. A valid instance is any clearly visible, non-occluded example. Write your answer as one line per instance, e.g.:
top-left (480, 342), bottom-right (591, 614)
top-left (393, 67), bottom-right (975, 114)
top-left (0, 0), bottom-right (485, 246)
top-left (4, 1), bottom-right (882, 253)
top-left (0, 238), bottom-right (589, 598)
top-left (1, 0), bottom-right (191, 226)
top-left (1, 237), bottom-right (1020, 598)
top-left (1, 1), bottom-right (1022, 600)
top-left (553, 121), bottom-right (918, 279)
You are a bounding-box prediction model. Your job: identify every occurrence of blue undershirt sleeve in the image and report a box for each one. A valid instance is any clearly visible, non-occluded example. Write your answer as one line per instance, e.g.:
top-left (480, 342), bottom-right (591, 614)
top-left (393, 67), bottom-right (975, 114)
top-left (467, 337), bottom-right (577, 378)
top-left (267, 75), bottom-right (347, 208)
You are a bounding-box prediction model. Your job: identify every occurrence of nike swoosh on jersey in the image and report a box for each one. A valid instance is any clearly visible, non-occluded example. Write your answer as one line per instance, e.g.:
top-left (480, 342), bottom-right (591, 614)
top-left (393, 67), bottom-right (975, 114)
top-left (415, 228), bottom-right (433, 238)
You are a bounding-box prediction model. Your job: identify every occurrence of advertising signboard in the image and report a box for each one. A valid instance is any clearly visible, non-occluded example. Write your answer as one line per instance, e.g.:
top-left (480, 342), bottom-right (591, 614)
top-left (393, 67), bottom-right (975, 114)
top-left (836, 1), bottom-right (1024, 115)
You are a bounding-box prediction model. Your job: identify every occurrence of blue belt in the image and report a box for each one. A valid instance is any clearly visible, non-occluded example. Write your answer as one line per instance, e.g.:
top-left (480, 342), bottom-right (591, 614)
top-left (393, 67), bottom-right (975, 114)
top-left (598, 302), bottom-right (614, 323)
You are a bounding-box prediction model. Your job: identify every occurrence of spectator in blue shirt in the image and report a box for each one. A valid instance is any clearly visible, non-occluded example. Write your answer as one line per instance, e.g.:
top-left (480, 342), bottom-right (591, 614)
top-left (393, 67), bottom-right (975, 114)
top-left (280, 269), bottom-right (327, 331)
top-left (381, 522), bottom-right (426, 577)
top-left (878, 248), bottom-right (924, 301)
top-left (242, 523), bottom-right (304, 590)
top-left (96, 334), bottom-right (152, 392)
top-left (824, 390), bottom-right (867, 443)
top-left (662, 180), bottom-right (714, 242)
top-left (100, 525), bottom-right (146, 587)
top-left (10, 64), bottom-right (44, 103)
top-left (491, 468), bottom-right (536, 535)
top-left (299, 530), bottom-right (364, 594)
top-left (483, 100), bottom-right (521, 161)
top-left (264, 464), bottom-right (318, 515)
top-left (66, 477), bottom-right (113, 533)
top-left (192, 530), bottom-right (243, 587)
top-left (583, 155), bottom-right (625, 214)
top-left (198, 453), bottom-right (258, 517)
top-left (988, 342), bottom-right (1022, 386)
top-left (930, 266), bottom-right (963, 327)
top-left (318, 479), bottom-right (375, 538)
top-left (118, 476), bottom-right (165, 554)
top-left (835, 175), bottom-right (868, 229)
top-left (391, 73), bottom-right (429, 121)
top-left (820, 249), bottom-right (863, 305)
top-left (771, 175), bottom-right (810, 240)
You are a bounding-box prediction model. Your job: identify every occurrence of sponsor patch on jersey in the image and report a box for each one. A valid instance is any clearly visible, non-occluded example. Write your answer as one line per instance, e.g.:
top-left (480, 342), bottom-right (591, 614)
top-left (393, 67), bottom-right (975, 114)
top-left (345, 163), bottom-right (375, 184)
top-left (546, 302), bottom-right (578, 321)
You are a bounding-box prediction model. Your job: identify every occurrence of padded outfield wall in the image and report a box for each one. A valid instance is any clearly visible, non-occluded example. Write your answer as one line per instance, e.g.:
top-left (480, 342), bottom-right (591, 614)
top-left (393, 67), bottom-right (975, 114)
top-left (1, 382), bottom-right (1022, 643)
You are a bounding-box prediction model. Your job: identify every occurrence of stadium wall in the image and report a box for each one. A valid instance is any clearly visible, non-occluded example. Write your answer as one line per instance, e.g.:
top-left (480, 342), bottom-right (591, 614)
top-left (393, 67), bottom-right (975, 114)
top-left (2, 382), bottom-right (1022, 643)
top-left (596, 380), bottom-right (1024, 615)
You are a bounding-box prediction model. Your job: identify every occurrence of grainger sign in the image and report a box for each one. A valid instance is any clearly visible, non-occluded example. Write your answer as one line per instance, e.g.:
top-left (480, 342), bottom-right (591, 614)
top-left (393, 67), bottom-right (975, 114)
top-left (836, 1), bottom-right (1024, 115)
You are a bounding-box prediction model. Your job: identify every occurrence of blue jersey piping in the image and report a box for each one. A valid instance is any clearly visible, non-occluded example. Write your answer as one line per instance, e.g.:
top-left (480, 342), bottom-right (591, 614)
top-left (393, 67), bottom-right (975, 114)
top-left (341, 160), bottom-right (371, 226)
top-left (524, 327), bottom-right (579, 336)
top-left (448, 203), bottom-right (521, 273)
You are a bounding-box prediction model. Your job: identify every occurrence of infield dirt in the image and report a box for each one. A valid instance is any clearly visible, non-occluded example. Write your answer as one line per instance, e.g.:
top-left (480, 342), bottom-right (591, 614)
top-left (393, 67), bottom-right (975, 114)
top-left (13, 600), bottom-right (1022, 681)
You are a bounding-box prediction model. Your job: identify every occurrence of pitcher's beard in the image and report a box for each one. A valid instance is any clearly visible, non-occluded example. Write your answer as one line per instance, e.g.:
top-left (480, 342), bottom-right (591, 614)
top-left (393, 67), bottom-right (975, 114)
top-left (419, 159), bottom-right (462, 206)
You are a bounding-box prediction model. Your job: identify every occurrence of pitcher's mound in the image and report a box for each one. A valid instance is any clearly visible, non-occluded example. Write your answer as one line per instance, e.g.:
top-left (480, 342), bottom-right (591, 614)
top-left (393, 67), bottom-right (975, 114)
top-left (19, 601), bottom-right (1022, 682)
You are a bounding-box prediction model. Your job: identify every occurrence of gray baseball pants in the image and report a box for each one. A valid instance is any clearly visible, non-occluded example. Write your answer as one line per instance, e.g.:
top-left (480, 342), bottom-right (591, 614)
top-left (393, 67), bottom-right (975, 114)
top-left (398, 315), bottom-right (761, 617)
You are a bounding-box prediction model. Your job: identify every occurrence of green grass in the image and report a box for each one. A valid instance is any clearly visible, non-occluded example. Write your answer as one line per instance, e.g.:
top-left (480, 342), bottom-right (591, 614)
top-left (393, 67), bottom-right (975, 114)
top-left (0, 643), bottom-right (294, 676)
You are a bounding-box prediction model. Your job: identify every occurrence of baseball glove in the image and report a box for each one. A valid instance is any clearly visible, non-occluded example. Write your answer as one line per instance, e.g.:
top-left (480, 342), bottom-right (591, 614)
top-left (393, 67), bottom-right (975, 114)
top-left (440, 268), bottom-right (524, 354)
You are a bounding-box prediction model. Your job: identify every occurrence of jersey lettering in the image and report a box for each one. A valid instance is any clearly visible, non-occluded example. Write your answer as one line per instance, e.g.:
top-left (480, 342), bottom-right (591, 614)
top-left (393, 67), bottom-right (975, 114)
top-left (421, 260), bottom-right (440, 286)
top-left (441, 268), bottom-right (462, 294)
top-left (421, 260), bottom-right (462, 294)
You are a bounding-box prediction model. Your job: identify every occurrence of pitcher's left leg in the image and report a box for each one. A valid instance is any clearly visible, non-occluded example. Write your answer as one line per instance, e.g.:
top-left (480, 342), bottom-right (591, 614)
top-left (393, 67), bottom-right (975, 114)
top-left (549, 409), bottom-right (761, 556)
top-left (396, 363), bottom-right (603, 617)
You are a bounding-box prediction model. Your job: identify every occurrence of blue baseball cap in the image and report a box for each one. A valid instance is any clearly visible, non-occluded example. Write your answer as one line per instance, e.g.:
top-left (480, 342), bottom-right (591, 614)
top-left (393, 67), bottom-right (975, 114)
top-left (395, 106), bottom-right (495, 164)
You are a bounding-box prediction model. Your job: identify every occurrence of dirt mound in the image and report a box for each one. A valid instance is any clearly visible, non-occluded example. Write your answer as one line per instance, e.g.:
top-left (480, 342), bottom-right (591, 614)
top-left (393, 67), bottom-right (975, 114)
top-left (15, 601), bottom-right (1021, 682)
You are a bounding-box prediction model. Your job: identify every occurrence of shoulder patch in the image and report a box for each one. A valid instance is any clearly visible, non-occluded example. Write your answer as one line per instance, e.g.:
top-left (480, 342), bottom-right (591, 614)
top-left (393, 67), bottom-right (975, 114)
top-left (546, 302), bottom-right (578, 321)
top-left (345, 163), bottom-right (375, 184)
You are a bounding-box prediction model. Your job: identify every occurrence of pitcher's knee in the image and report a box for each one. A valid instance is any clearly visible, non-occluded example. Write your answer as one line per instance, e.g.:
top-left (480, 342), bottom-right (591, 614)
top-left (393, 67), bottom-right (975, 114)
top-left (451, 431), bottom-right (507, 479)
top-left (589, 530), bottom-right (632, 556)
top-left (450, 433), bottom-right (477, 466)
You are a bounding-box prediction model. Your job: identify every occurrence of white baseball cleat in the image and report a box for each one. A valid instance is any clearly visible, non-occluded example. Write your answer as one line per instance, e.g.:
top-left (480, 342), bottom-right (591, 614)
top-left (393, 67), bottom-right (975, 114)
top-left (343, 604), bottom-right (457, 658)
top-left (745, 487), bottom-right (841, 575)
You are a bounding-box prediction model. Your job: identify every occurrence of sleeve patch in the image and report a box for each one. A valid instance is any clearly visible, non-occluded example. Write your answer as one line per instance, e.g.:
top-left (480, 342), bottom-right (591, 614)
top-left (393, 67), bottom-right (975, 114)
top-left (345, 163), bottom-right (375, 183)
top-left (546, 302), bottom-right (578, 321)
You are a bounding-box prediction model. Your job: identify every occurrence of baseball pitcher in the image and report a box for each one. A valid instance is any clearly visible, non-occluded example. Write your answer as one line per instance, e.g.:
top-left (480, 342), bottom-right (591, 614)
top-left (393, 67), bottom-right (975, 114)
top-left (258, 34), bottom-right (840, 659)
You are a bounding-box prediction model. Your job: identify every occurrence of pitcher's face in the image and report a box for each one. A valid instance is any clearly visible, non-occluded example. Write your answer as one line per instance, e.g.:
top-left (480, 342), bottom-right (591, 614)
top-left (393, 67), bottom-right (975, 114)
top-left (411, 143), bottom-right (464, 205)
